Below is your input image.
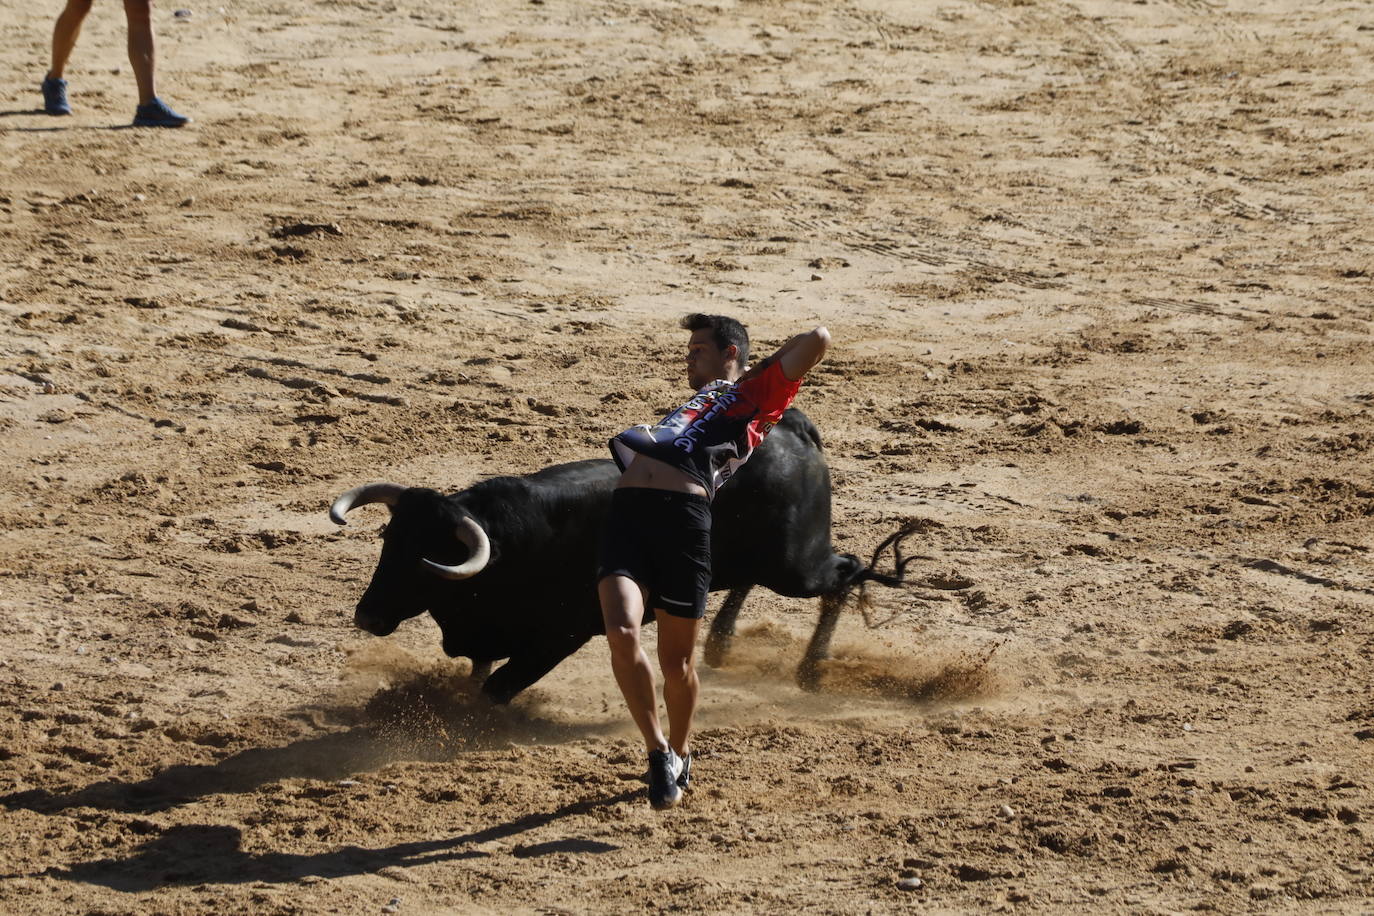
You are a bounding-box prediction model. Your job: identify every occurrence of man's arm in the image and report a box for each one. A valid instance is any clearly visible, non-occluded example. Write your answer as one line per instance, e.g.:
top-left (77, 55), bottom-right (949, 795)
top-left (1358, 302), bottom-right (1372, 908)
top-left (739, 326), bottom-right (831, 383)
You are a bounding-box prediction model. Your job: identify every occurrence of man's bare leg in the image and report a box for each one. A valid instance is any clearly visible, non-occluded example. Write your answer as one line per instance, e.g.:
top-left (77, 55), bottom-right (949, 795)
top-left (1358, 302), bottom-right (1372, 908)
top-left (123, 0), bottom-right (156, 105)
top-left (599, 575), bottom-right (669, 753)
top-left (49, 0), bottom-right (94, 80)
top-left (656, 611), bottom-right (700, 757)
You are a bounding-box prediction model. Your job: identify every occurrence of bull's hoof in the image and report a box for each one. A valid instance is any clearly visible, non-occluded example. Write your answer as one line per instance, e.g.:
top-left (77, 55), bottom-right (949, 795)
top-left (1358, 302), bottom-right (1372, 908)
top-left (702, 636), bottom-right (730, 669)
top-left (796, 658), bottom-right (824, 692)
top-left (480, 682), bottom-right (516, 706)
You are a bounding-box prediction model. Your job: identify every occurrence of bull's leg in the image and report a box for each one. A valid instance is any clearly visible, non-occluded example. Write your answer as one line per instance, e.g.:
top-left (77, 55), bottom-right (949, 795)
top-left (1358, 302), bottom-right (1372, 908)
top-left (469, 659), bottom-right (493, 684)
top-left (481, 636), bottom-right (590, 705)
top-left (797, 592), bottom-right (845, 691)
top-left (703, 587), bottom-right (751, 669)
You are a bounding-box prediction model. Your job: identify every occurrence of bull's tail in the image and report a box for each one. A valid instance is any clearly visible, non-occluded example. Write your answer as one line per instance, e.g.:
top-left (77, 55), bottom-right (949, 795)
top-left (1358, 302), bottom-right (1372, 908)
top-left (834, 520), bottom-right (927, 601)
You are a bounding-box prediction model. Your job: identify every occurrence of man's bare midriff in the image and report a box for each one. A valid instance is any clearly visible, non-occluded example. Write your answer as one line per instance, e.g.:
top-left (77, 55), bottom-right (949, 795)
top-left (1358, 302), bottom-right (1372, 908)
top-left (616, 453), bottom-right (709, 497)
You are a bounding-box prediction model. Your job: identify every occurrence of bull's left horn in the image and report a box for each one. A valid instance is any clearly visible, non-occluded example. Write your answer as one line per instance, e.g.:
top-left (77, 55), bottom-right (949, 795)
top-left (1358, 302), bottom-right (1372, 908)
top-left (330, 482), bottom-right (406, 525)
top-left (421, 516), bottom-right (492, 580)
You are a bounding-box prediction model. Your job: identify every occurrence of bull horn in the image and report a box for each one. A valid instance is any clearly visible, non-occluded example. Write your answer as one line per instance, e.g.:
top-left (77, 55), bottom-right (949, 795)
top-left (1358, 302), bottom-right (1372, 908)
top-left (329, 482), bottom-right (406, 525)
top-left (421, 516), bottom-right (492, 580)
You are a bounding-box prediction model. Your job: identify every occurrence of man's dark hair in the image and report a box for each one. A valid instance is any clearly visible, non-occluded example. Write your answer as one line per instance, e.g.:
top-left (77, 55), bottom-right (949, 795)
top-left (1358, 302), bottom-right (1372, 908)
top-left (681, 313), bottom-right (749, 369)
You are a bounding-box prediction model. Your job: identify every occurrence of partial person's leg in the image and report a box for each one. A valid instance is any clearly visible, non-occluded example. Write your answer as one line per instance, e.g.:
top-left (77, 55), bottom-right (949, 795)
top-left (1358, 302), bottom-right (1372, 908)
top-left (599, 575), bottom-right (669, 753)
top-left (49, 0), bottom-right (95, 80)
top-left (122, 0), bottom-right (155, 104)
top-left (124, 0), bottom-right (189, 127)
top-left (656, 610), bottom-right (700, 757)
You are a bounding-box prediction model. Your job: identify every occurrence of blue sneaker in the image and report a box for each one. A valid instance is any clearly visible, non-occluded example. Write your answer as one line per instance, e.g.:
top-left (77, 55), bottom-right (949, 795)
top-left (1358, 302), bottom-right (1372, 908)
top-left (133, 97), bottom-right (190, 128)
top-left (42, 76), bottom-right (71, 116)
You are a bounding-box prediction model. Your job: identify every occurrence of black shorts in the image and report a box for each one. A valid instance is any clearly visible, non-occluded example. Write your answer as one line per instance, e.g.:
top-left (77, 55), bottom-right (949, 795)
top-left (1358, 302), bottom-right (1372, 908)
top-left (597, 487), bottom-right (712, 619)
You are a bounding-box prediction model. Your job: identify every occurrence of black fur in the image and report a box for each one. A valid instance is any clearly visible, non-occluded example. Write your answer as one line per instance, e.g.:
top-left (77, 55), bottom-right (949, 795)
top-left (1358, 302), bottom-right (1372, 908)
top-left (346, 409), bottom-right (914, 702)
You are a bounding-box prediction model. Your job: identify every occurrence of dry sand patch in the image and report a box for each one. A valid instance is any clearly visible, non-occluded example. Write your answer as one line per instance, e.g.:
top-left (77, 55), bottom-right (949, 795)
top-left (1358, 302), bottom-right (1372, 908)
top-left (2, 0), bottom-right (1372, 911)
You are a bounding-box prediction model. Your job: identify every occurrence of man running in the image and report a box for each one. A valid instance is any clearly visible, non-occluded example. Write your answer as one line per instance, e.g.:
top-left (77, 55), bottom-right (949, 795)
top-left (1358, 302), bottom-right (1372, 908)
top-left (41, 0), bottom-right (190, 127)
top-left (598, 313), bottom-right (829, 809)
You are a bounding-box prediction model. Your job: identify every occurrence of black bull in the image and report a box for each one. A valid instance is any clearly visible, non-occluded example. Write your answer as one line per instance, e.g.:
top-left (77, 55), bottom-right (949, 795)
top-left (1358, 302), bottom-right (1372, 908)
top-left (331, 409), bottom-right (916, 703)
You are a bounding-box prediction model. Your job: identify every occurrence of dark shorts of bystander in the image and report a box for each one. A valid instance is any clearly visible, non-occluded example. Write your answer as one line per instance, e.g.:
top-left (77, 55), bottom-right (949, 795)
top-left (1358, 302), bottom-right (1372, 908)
top-left (597, 487), bottom-right (711, 619)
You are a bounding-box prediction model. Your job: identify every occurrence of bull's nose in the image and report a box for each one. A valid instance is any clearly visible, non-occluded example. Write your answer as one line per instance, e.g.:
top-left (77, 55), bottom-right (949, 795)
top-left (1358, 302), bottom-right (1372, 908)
top-left (354, 609), bottom-right (398, 637)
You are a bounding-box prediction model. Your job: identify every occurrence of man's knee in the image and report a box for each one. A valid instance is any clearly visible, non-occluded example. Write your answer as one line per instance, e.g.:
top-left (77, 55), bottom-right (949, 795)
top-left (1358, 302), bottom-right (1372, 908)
top-left (660, 651), bottom-right (697, 684)
top-left (604, 623), bottom-right (641, 658)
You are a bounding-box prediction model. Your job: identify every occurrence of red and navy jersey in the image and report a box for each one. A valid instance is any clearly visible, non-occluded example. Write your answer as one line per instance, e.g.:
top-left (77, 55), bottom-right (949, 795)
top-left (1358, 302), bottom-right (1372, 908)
top-left (610, 359), bottom-right (803, 498)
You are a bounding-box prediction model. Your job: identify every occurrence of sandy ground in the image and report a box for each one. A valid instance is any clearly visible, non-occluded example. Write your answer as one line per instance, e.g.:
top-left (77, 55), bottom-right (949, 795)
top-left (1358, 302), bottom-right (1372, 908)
top-left (2, 0), bottom-right (1373, 911)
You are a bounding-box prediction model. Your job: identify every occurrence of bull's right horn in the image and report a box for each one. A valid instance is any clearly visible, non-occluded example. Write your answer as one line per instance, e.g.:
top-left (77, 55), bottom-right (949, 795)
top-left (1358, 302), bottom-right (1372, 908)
top-left (329, 482), bottom-right (406, 525)
top-left (421, 516), bottom-right (492, 580)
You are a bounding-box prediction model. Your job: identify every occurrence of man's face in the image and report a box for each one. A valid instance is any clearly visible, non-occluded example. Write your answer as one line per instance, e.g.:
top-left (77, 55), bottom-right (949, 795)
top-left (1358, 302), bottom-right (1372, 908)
top-left (686, 328), bottom-right (737, 389)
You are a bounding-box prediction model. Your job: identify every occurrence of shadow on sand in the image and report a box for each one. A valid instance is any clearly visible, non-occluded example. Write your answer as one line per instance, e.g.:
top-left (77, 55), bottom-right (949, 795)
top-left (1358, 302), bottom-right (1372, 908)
top-left (2, 665), bottom-right (629, 891)
top-left (0, 109), bottom-right (139, 132)
top-left (2, 711), bottom-right (613, 816)
top-left (18, 791), bottom-right (633, 891)
top-left (3, 726), bottom-right (428, 815)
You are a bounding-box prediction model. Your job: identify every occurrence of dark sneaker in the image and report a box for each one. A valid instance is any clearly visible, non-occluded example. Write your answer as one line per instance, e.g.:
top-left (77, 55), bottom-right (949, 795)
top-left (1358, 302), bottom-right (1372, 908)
top-left (42, 77), bottom-right (70, 116)
top-left (133, 97), bottom-right (190, 128)
top-left (647, 748), bottom-right (684, 810)
top-left (677, 752), bottom-right (692, 790)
